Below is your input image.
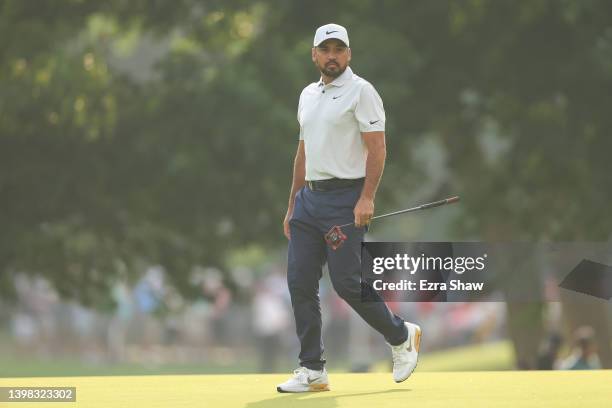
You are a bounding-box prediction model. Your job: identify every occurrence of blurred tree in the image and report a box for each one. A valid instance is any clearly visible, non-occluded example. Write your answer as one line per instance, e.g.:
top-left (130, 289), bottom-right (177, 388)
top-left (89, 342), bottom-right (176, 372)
top-left (1, 0), bottom-right (611, 308)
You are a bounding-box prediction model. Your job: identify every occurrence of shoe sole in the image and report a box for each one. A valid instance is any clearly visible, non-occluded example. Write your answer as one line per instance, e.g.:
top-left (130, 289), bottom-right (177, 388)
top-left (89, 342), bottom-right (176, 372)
top-left (395, 323), bottom-right (422, 383)
top-left (276, 383), bottom-right (330, 393)
top-left (309, 383), bottom-right (330, 392)
top-left (414, 325), bottom-right (422, 352)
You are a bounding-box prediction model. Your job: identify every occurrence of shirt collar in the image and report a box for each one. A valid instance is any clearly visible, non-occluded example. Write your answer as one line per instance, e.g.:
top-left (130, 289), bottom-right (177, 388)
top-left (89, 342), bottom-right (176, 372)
top-left (318, 66), bottom-right (353, 88)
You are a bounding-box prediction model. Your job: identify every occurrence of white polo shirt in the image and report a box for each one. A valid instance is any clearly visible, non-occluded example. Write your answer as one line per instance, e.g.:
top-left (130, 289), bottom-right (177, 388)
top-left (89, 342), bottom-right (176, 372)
top-left (297, 66), bottom-right (385, 181)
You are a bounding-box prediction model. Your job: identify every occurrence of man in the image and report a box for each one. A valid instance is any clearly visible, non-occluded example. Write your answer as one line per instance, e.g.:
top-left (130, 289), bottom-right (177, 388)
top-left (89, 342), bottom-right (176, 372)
top-left (277, 23), bottom-right (421, 393)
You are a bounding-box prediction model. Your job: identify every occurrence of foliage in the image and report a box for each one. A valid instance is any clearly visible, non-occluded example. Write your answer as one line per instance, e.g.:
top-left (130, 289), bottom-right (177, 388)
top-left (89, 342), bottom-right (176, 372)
top-left (1, 0), bottom-right (611, 305)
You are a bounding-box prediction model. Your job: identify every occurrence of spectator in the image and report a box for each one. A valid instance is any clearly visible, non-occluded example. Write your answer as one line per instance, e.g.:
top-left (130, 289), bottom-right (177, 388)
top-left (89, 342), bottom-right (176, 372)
top-left (557, 326), bottom-right (602, 370)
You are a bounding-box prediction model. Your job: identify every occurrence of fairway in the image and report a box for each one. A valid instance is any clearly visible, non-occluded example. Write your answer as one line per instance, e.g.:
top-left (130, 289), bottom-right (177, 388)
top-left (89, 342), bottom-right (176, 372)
top-left (1, 371), bottom-right (610, 408)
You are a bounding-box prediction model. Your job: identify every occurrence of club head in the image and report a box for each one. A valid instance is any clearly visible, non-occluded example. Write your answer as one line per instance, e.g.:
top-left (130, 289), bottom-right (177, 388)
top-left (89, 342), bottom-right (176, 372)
top-left (325, 225), bottom-right (347, 250)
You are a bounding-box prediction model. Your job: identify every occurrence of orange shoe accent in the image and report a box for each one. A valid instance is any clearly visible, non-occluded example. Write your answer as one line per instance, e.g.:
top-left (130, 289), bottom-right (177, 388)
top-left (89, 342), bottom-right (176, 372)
top-left (414, 327), bottom-right (422, 352)
top-left (308, 383), bottom-right (330, 392)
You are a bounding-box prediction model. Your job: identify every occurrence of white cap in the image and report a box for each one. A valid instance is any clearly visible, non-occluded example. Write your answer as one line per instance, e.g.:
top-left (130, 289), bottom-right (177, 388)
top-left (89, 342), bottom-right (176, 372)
top-left (313, 23), bottom-right (349, 47)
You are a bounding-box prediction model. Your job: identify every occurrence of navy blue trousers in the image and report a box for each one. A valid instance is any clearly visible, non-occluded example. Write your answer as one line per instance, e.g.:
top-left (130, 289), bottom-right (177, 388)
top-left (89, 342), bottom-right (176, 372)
top-left (287, 185), bottom-right (408, 370)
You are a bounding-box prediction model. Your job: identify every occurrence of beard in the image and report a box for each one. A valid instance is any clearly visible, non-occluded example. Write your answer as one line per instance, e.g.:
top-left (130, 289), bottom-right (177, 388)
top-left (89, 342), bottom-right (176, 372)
top-left (320, 61), bottom-right (346, 78)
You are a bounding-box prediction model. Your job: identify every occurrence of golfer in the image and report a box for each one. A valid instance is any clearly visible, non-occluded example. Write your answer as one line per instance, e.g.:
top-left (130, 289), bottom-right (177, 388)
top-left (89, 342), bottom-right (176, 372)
top-left (277, 23), bottom-right (421, 393)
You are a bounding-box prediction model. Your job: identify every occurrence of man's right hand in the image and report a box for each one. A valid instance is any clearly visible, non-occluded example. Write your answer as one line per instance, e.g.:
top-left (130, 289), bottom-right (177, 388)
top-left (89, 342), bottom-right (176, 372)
top-left (283, 211), bottom-right (293, 240)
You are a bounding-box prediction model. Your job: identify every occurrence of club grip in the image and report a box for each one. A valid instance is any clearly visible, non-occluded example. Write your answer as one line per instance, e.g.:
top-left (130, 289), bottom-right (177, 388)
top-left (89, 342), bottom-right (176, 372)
top-left (420, 196), bottom-right (460, 210)
top-left (446, 196), bottom-right (460, 204)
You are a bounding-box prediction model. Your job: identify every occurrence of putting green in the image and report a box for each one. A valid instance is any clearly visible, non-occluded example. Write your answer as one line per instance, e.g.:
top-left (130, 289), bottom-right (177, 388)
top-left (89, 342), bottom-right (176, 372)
top-left (1, 370), bottom-right (610, 407)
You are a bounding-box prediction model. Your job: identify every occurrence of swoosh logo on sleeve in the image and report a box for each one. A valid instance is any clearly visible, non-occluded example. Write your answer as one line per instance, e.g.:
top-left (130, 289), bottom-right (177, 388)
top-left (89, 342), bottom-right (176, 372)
top-left (326, 30), bottom-right (338, 35)
top-left (369, 120), bottom-right (380, 125)
top-left (332, 95), bottom-right (342, 99)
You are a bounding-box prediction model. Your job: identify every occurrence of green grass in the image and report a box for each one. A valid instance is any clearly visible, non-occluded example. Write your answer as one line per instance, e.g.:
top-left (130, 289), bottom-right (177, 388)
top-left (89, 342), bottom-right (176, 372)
top-left (417, 340), bottom-right (514, 371)
top-left (0, 341), bottom-right (514, 377)
top-left (0, 371), bottom-right (610, 408)
top-left (0, 355), bottom-right (259, 377)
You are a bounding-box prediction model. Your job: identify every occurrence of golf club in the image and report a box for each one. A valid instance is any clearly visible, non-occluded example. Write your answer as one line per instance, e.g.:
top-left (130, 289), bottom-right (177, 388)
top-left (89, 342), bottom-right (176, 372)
top-left (325, 196), bottom-right (460, 250)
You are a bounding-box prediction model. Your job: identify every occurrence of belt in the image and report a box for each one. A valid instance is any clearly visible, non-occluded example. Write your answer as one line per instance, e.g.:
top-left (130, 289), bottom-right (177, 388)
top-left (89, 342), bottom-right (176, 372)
top-left (306, 178), bottom-right (365, 192)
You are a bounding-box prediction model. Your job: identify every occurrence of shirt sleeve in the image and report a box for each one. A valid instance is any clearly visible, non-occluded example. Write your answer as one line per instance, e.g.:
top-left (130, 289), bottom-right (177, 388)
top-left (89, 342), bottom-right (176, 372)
top-left (297, 91), bottom-right (304, 140)
top-left (354, 83), bottom-right (386, 132)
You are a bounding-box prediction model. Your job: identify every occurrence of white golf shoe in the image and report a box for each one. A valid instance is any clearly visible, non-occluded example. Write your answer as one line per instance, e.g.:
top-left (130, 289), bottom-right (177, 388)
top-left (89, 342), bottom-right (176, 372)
top-left (276, 367), bottom-right (330, 393)
top-left (390, 321), bottom-right (422, 383)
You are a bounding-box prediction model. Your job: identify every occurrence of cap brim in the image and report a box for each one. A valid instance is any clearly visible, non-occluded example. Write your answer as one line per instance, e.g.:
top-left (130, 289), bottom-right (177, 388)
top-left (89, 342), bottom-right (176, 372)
top-left (314, 37), bottom-right (348, 47)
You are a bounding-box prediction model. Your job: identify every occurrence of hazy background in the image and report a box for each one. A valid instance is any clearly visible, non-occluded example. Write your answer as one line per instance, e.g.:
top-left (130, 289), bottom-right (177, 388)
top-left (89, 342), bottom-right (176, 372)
top-left (1, 0), bottom-right (611, 376)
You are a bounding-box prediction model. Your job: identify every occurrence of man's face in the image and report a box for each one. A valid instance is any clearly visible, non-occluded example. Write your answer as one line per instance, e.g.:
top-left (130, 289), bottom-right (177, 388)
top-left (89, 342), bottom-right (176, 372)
top-left (312, 39), bottom-right (351, 78)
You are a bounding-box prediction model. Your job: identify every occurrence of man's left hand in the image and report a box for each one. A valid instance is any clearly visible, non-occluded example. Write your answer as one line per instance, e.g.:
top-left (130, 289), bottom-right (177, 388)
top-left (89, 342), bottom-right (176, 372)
top-left (354, 196), bottom-right (374, 228)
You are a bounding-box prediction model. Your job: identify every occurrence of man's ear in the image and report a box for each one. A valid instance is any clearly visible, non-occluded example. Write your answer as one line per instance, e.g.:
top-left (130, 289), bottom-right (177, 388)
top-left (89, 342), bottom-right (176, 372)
top-left (311, 47), bottom-right (316, 63)
top-left (347, 47), bottom-right (352, 63)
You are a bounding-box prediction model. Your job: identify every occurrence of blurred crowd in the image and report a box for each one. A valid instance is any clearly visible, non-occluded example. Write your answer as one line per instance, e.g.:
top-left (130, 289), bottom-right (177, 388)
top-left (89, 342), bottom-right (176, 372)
top-left (0, 260), bottom-right (607, 373)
